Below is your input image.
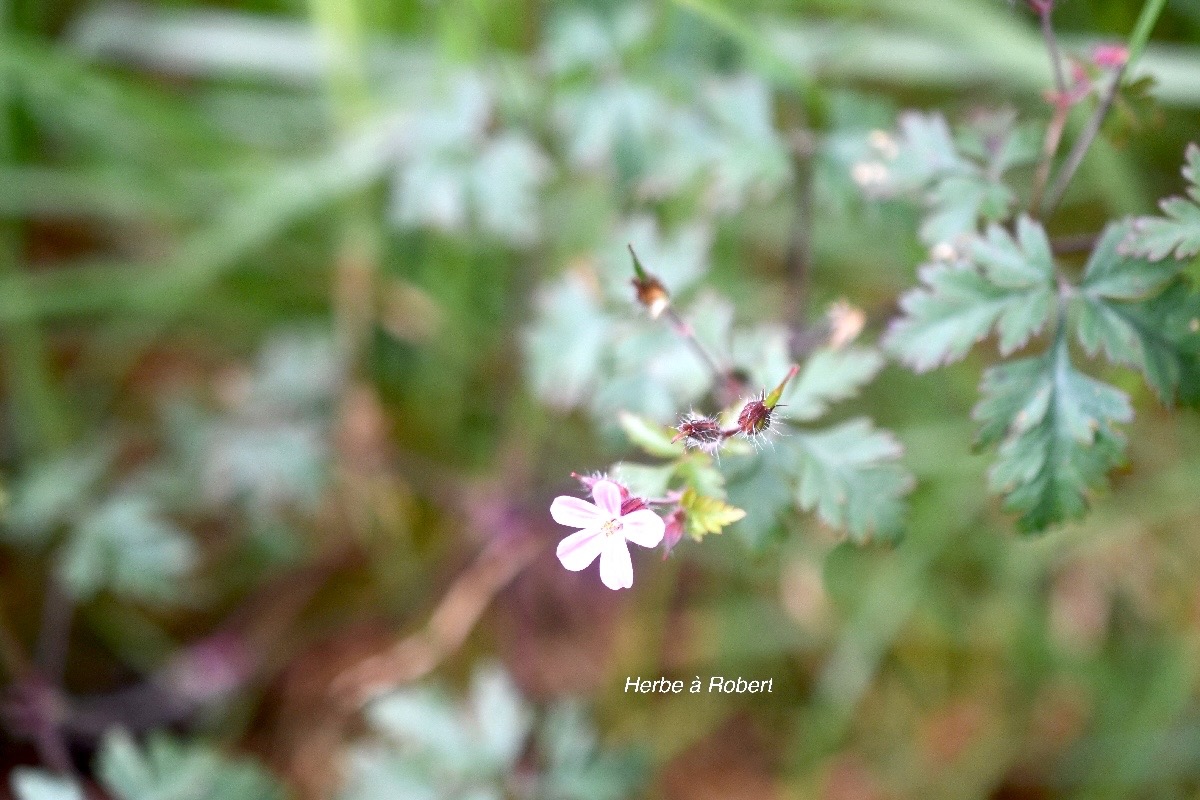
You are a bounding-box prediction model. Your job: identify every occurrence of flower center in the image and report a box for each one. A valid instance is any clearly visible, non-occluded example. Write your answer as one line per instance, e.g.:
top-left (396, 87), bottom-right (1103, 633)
top-left (600, 517), bottom-right (623, 538)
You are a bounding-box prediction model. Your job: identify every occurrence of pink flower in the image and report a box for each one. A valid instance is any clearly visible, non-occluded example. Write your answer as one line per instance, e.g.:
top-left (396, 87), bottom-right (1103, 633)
top-left (551, 480), bottom-right (665, 590)
top-left (1092, 44), bottom-right (1129, 69)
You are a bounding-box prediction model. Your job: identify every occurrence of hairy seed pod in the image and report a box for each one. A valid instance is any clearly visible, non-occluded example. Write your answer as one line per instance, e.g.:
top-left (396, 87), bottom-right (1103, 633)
top-left (673, 414), bottom-right (725, 453)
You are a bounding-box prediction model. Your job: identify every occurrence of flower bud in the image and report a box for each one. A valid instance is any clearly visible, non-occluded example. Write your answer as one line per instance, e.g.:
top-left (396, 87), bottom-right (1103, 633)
top-left (737, 366), bottom-right (799, 438)
top-left (737, 396), bottom-right (773, 437)
top-left (628, 245), bottom-right (671, 318)
top-left (1092, 44), bottom-right (1129, 70)
top-left (672, 413), bottom-right (725, 454)
top-left (661, 509), bottom-right (686, 558)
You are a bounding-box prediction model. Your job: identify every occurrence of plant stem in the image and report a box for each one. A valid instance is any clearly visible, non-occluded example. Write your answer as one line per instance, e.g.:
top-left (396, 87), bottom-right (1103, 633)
top-left (34, 581), bottom-right (74, 684)
top-left (1030, 104), bottom-right (1068, 214)
top-left (1127, 0), bottom-right (1168, 70)
top-left (1041, 0), bottom-right (1167, 215)
top-left (1041, 62), bottom-right (1125, 215)
top-left (785, 128), bottom-right (817, 356)
top-left (1039, 5), bottom-right (1067, 98)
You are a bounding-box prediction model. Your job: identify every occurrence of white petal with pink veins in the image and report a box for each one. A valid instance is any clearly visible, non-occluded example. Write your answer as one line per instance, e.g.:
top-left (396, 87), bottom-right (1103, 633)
top-left (591, 480), bottom-right (623, 516)
top-left (556, 528), bottom-right (605, 571)
top-left (599, 536), bottom-right (633, 590)
top-left (621, 509), bottom-right (666, 547)
top-left (550, 496), bottom-right (604, 529)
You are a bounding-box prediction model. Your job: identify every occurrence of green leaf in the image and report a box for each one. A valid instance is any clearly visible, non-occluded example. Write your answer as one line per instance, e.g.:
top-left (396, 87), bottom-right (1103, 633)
top-left (1080, 222), bottom-right (1181, 300)
top-left (782, 347), bottom-right (883, 421)
top-left (608, 462), bottom-right (675, 498)
top-left (882, 112), bottom-right (963, 192)
top-left (974, 336), bottom-right (1133, 533)
top-left (970, 216), bottom-right (1055, 289)
top-left (885, 260), bottom-right (1053, 372)
top-left (673, 451), bottom-right (725, 499)
top-left (1124, 143), bottom-right (1200, 261)
top-left (469, 666), bottom-right (533, 769)
top-left (920, 174), bottom-right (1015, 246)
top-left (97, 729), bottom-right (284, 800)
top-left (680, 487), bottom-right (745, 539)
top-left (58, 496), bottom-right (197, 603)
top-left (1075, 278), bottom-right (1200, 405)
top-left (11, 769), bottom-right (84, 800)
top-left (724, 449), bottom-right (798, 549)
top-left (524, 271), bottom-right (611, 410)
top-left (4, 443), bottom-right (115, 544)
top-left (793, 419), bottom-right (913, 541)
top-left (602, 217), bottom-right (711, 299)
top-left (617, 411), bottom-right (685, 458)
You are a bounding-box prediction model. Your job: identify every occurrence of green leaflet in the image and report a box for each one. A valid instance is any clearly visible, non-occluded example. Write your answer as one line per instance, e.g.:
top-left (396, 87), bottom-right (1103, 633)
top-left (524, 272), bottom-right (612, 411)
top-left (782, 347), bottom-right (883, 421)
top-left (58, 495), bottom-right (197, 603)
top-left (724, 448), bottom-right (797, 549)
top-left (970, 216), bottom-right (1055, 289)
top-left (885, 258), bottom-right (1053, 372)
top-left (10, 770), bottom-right (83, 800)
top-left (887, 216), bottom-right (1056, 371)
top-left (919, 174), bottom-right (1015, 247)
top-left (3, 442), bottom-right (116, 544)
top-left (882, 112), bottom-right (963, 192)
top-left (793, 418), bottom-right (913, 541)
top-left (680, 487), bottom-right (746, 539)
top-left (1074, 222), bottom-right (1200, 404)
top-left (1124, 143), bottom-right (1200, 261)
top-left (1076, 280), bottom-right (1200, 405)
top-left (1079, 221), bottom-right (1182, 300)
top-left (617, 411), bottom-right (685, 458)
top-left (974, 335), bottom-right (1133, 533)
top-left (344, 663), bottom-right (644, 800)
top-left (98, 730), bottom-right (284, 800)
top-left (866, 112), bottom-right (1035, 246)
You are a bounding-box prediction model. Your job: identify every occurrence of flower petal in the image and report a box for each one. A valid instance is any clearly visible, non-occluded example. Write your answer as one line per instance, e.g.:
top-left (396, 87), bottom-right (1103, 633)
top-left (599, 536), bottom-right (633, 590)
top-left (591, 480), bottom-right (623, 516)
top-left (621, 509), bottom-right (665, 548)
top-left (556, 528), bottom-right (605, 571)
top-left (550, 496), bottom-right (604, 529)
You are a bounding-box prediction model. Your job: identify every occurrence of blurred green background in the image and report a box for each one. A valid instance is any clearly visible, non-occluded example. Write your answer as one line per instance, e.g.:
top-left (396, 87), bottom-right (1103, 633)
top-left (3, 0), bottom-right (1200, 798)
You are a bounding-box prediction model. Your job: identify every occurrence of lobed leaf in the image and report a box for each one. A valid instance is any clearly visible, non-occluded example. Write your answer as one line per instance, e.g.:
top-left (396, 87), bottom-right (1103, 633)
top-left (1124, 143), bottom-right (1200, 261)
top-left (782, 347), bottom-right (884, 421)
top-left (3, 443), bottom-right (115, 544)
top-left (973, 337), bottom-right (1133, 533)
top-left (969, 216), bottom-right (1055, 289)
top-left (919, 174), bottom-right (1015, 247)
top-left (1075, 279), bottom-right (1200, 405)
top-left (885, 260), bottom-right (1053, 372)
top-left (58, 496), bottom-right (197, 603)
top-left (793, 419), bottom-right (913, 541)
top-left (724, 449), bottom-right (797, 549)
top-left (98, 730), bottom-right (283, 800)
top-left (680, 488), bottom-right (746, 539)
top-left (523, 272), bottom-right (611, 410)
top-left (1081, 222), bottom-right (1182, 300)
top-left (618, 411), bottom-right (685, 458)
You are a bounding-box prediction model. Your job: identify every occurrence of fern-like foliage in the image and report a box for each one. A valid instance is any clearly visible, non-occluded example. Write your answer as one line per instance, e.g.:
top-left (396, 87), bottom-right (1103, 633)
top-left (875, 126), bottom-right (1200, 533)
